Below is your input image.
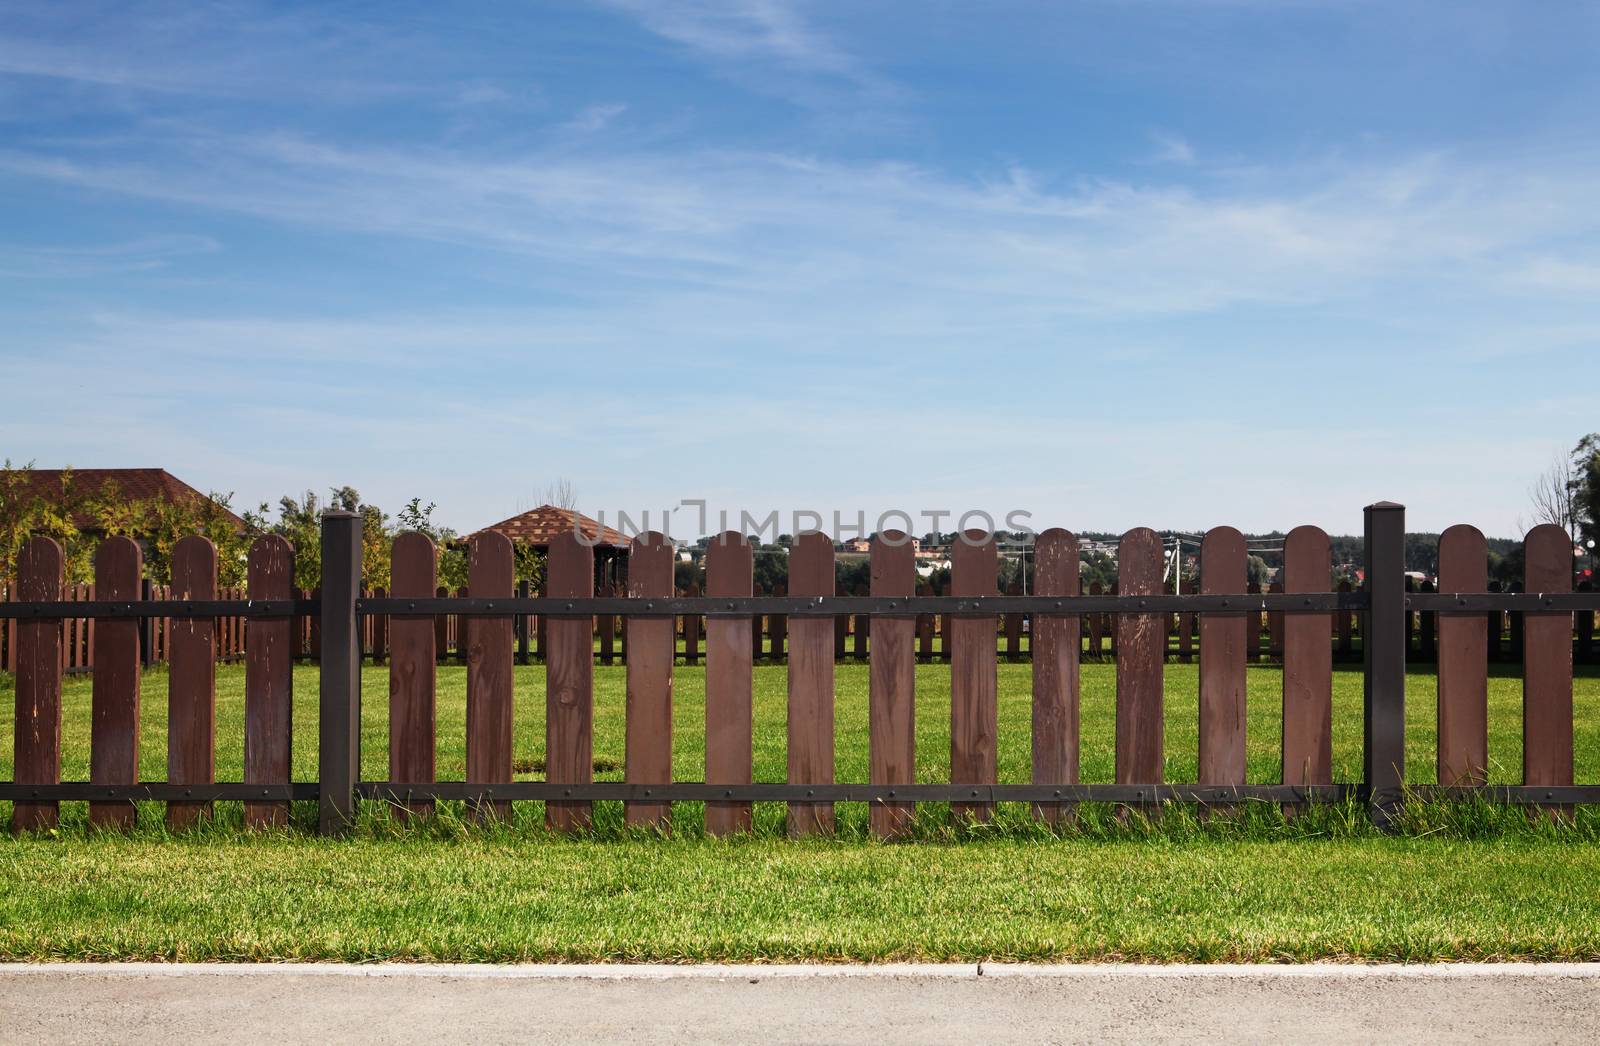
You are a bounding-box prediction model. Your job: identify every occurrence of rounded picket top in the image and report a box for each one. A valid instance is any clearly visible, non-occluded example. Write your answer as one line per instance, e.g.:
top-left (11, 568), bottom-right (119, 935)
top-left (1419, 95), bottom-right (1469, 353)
top-left (1034, 528), bottom-right (1079, 598)
top-left (951, 529), bottom-right (997, 597)
top-left (869, 530), bottom-right (914, 598)
top-left (470, 528), bottom-right (513, 563)
top-left (249, 532), bottom-right (293, 561)
top-left (706, 531), bottom-right (752, 598)
top-left (1525, 523), bottom-right (1574, 592)
top-left (1200, 527), bottom-right (1245, 590)
top-left (468, 529), bottom-right (513, 596)
top-left (172, 535), bottom-right (217, 597)
top-left (390, 531), bottom-right (437, 596)
top-left (1118, 528), bottom-right (1162, 593)
top-left (789, 531), bottom-right (834, 597)
top-left (17, 536), bottom-right (64, 600)
top-left (1438, 524), bottom-right (1487, 588)
top-left (1284, 526), bottom-right (1330, 589)
top-left (628, 531), bottom-right (674, 598)
top-left (546, 529), bottom-right (593, 596)
top-left (94, 535), bottom-right (143, 597)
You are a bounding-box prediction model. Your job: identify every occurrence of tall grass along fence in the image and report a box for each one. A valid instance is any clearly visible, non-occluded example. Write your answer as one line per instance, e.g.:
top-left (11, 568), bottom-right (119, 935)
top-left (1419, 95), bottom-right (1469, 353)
top-left (2, 503), bottom-right (1599, 837)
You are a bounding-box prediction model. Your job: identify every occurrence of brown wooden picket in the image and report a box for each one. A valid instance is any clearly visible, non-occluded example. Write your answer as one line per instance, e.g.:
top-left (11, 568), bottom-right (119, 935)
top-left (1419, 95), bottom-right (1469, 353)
top-left (391, 532), bottom-right (437, 819)
top-left (916, 581), bottom-right (934, 661)
top-left (951, 530), bottom-right (997, 822)
top-left (1337, 579), bottom-right (1353, 658)
top-left (705, 532), bottom-right (752, 835)
top-left (868, 531), bottom-right (915, 839)
top-left (682, 582), bottom-right (700, 665)
top-left (467, 531), bottom-right (514, 823)
top-left (545, 532), bottom-right (593, 831)
top-left (1282, 526), bottom-right (1331, 812)
top-left (372, 585), bottom-right (389, 664)
top-left (787, 532), bottom-right (834, 836)
top-left (852, 583), bottom-right (868, 660)
top-left (1086, 581), bottom-right (1104, 656)
top-left (1032, 528), bottom-right (1079, 824)
top-left (626, 532), bottom-right (675, 829)
top-left (1199, 527), bottom-right (1246, 795)
top-left (1523, 524), bottom-right (1573, 816)
top-left (1004, 580), bottom-right (1022, 660)
top-left (770, 582), bottom-right (787, 661)
top-left (245, 534), bottom-right (294, 828)
top-left (89, 537), bottom-right (141, 830)
top-left (1116, 529), bottom-right (1163, 808)
top-left (167, 535), bottom-right (217, 829)
top-left (1437, 524), bottom-right (1487, 786)
top-left (598, 583), bottom-right (616, 665)
top-left (12, 538), bottom-right (63, 832)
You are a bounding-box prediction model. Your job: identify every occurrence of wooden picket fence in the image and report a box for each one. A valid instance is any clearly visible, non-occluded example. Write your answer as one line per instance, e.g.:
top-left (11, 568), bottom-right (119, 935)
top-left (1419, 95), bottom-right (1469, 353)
top-left (3, 503), bottom-right (1600, 837)
top-left (0, 580), bottom-right (247, 675)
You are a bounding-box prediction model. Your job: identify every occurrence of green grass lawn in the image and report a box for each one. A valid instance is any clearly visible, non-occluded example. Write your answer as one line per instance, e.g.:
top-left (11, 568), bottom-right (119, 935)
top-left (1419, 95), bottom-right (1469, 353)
top-left (2, 660), bottom-right (1599, 962)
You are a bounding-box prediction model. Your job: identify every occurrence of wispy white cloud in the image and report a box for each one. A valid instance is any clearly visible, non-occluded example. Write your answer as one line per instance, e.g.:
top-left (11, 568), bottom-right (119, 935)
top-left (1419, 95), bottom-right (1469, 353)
top-left (1149, 131), bottom-right (1196, 165)
top-left (4, 128), bottom-right (1597, 327)
top-left (597, 0), bottom-right (901, 111)
top-left (0, 234), bottom-right (218, 278)
top-left (563, 103), bottom-right (627, 133)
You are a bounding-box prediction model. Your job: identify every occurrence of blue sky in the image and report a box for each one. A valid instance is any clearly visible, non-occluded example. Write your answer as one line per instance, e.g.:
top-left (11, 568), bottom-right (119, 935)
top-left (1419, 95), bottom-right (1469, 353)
top-left (2, 1), bottom-right (1597, 539)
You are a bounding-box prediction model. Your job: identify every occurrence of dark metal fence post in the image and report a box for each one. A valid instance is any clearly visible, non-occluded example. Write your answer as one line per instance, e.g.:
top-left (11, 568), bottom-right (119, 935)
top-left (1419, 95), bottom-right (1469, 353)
top-left (319, 510), bottom-right (361, 836)
top-left (1363, 501), bottom-right (1406, 829)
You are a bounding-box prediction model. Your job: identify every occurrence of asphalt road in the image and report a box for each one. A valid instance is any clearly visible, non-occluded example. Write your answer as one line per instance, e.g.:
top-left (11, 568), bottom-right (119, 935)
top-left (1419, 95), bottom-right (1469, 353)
top-left (3, 963), bottom-right (1598, 1044)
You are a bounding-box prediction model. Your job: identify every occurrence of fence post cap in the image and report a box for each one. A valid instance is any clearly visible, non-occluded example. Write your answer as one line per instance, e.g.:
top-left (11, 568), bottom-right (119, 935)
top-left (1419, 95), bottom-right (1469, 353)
top-left (1363, 500), bottom-right (1406, 512)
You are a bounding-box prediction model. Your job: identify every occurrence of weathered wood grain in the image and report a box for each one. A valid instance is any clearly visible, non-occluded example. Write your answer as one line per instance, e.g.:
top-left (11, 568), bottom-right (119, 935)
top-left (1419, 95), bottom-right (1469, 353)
top-left (244, 534), bottom-right (293, 828)
top-left (951, 530), bottom-right (997, 822)
top-left (90, 536), bottom-right (142, 830)
top-left (1031, 528), bottom-right (1079, 824)
top-left (869, 530), bottom-right (915, 839)
top-left (390, 532), bottom-right (437, 819)
top-left (705, 532), bottom-right (753, 835)
top-left (546, 532), bottom-right (594, 831)
top-left (167, 535), bottom-right (217, 830)
top-left (627, 531), bottom-right (676, 829)
top-left (1438, 524), bottom-right (1488, 786)
top-left (787, 532), bottom-right (835, 836)
top-left (467, 531), bottom-right (514, 823)
top-left (12, 538), bottom-right (63, 833)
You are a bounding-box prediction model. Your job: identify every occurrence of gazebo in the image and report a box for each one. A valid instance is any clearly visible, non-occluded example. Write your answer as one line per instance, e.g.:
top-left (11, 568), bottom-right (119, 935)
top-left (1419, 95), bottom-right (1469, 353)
top-left (466, 505), bottom-right (631, 588)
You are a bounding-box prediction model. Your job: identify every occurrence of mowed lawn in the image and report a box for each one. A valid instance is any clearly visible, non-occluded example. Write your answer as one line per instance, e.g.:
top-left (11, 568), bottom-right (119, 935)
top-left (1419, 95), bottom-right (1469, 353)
top-left (2, 660), bottom-right (1600, 962)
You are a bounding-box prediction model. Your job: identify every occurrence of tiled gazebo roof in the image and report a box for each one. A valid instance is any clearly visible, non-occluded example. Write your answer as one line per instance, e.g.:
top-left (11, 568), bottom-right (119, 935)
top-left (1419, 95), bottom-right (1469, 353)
top-left (468, 505), bottom-right (629, 549)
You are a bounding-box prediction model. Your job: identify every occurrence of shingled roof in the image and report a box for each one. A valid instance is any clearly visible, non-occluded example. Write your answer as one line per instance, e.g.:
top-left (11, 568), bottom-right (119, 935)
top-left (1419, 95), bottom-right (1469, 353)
top-left (15, 468), bottom-right (246, 530)
top-left (469, 505), bottom-right (629, 548)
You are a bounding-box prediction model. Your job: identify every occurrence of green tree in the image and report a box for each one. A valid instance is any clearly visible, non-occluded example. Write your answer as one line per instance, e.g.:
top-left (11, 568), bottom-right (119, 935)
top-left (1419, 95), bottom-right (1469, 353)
top-left (1573, 433), bottom-right (1600, 551)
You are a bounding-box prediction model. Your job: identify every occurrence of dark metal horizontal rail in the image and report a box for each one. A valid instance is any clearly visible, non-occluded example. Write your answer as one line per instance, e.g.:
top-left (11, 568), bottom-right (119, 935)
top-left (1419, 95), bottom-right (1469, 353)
top-left (4, 780), bottom-right (1599, 805)
top-left (0, 599), bottom-right (314, 620)
top-left (356, 593), bottom-right (1373, 618)
top-left (0, 782), bottom-right (318, 801)
top-left (1406, 593), bottom-right (1600, 612)
top-left (356, 782), bottom-right (1360, 803)
top-left (4, 591), bottom-right (1596, 621)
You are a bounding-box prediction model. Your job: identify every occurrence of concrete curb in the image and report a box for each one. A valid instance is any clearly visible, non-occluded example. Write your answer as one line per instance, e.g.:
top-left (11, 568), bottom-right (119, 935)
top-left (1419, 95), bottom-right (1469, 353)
top-left (2, 962), bottom-right (1600, 979)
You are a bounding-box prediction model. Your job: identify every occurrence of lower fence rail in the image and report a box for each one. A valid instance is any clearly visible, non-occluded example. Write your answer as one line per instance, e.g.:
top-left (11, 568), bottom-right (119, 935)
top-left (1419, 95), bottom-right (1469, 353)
top-left (6, 781), bottom-right (1600, 806)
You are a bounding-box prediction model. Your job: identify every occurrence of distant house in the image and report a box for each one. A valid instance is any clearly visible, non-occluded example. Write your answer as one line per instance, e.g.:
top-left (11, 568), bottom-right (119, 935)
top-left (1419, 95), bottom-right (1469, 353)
top-left (843, 535), bottom-right (921, 554)
top-left (15, 468), bottom-right (245, 534)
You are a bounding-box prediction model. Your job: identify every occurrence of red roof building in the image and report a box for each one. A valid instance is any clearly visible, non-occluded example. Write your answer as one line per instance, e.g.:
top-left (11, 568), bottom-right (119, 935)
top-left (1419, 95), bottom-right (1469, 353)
top-left (15, 468), bottom-right (245, 531)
